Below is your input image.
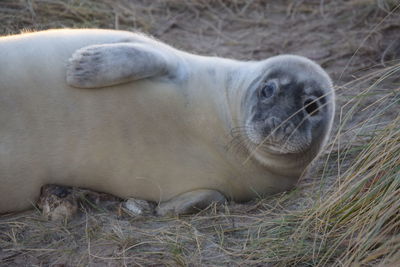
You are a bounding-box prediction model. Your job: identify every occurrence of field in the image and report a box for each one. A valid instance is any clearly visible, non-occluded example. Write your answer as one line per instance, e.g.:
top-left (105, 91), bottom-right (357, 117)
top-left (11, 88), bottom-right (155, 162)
top-left (0, 0), bottom-right (399, 266)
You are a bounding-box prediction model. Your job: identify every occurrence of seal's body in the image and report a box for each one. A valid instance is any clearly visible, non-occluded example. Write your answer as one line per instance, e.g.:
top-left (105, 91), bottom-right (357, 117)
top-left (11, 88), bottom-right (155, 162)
top-left (0, 29), bottom-right (334, 214)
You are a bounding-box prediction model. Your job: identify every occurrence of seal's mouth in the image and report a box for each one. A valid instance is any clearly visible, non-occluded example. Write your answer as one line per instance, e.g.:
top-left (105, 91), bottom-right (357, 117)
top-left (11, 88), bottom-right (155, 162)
top-left (244, 120), bottom-right (311, 154)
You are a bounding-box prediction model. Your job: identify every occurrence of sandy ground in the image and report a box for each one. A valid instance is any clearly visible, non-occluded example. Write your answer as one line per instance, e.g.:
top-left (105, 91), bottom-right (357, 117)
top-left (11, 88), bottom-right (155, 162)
top-left (0, 0), bottom-right (399, 266)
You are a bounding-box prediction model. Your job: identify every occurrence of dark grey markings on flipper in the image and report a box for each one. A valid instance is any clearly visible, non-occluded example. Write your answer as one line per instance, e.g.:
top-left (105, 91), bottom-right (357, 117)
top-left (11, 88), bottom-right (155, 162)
top-left (66, 47), bottom-right (103, 88)
top-left (66, 43), bottom-right (178, 88)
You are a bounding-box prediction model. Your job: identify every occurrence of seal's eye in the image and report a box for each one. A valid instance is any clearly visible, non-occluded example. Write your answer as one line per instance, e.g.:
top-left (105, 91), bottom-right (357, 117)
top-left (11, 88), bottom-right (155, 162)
top-left (260, 81), bottom-right (276, 99)
top-left (304, 98), bottom-right (319, 116)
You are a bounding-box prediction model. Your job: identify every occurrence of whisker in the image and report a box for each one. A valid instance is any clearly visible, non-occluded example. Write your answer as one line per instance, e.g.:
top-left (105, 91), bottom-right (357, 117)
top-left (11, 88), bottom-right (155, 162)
top-left (227, 125), bottom-right (254, 153)
top-left (243, 90), bottom-right (334, 163)
top-left (280, 100), bottom-right (332, 152)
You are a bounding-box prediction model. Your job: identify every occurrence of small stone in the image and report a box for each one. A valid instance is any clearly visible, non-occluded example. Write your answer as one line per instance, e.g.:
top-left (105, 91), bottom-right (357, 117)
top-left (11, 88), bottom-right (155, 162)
top-left (124, 198), bottom-right (155, 216)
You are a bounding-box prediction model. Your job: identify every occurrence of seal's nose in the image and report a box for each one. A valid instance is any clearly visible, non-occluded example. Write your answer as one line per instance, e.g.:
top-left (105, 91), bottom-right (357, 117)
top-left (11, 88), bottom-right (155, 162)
top-left (264, 116), bottom-right (297, 142)
top-left (264, 116), bottom-right (282, 134)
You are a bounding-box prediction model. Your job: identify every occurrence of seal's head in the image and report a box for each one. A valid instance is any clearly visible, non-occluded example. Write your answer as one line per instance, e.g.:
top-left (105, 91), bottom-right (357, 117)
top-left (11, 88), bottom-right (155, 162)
top-left (243, 55), bottom-right (334, 158)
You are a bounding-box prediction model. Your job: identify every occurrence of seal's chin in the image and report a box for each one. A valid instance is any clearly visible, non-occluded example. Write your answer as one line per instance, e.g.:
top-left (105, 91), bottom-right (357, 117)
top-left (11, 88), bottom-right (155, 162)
top-left (265, 142), bottom-right (307, 154)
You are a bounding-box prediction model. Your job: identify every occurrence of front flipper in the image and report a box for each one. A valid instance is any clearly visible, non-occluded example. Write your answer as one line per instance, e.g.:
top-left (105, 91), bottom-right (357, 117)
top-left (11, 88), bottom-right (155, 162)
top-left (66, 43), bottom-right (181, 88)
top-left (156, 189), bottom-right (227, 216)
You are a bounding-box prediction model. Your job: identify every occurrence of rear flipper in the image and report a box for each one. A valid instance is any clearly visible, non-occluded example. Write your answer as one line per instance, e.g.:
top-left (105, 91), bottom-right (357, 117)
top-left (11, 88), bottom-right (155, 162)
top-left (66, 42), bottom-right (183, 88)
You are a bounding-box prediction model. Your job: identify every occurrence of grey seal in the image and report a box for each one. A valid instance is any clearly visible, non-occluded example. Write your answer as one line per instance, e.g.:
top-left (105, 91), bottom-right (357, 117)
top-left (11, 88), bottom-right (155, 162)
top-left (0, 29), bottom-right (334, 215)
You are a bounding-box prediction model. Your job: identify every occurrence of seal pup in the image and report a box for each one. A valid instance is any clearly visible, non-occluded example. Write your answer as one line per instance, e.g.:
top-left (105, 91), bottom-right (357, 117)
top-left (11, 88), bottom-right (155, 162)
top-left (0, 29), bottom-right (335, 215)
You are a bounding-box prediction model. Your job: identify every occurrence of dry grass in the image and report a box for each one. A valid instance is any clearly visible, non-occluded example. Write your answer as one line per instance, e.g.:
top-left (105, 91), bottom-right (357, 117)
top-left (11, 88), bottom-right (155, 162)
top-left (271, 64), bottom-right (400, 266)
top-left (0, 0), bottom-right (400, 266)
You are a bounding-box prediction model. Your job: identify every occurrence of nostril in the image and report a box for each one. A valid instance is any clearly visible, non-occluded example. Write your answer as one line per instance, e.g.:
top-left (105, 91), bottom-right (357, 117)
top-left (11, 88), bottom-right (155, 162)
top-left (304, 98), bottom-right (319, 116)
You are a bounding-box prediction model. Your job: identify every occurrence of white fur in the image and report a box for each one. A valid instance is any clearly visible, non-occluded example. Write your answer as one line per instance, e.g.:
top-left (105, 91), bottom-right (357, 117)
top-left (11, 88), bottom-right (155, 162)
top-left (0, 29), bottom-right (334, 213)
